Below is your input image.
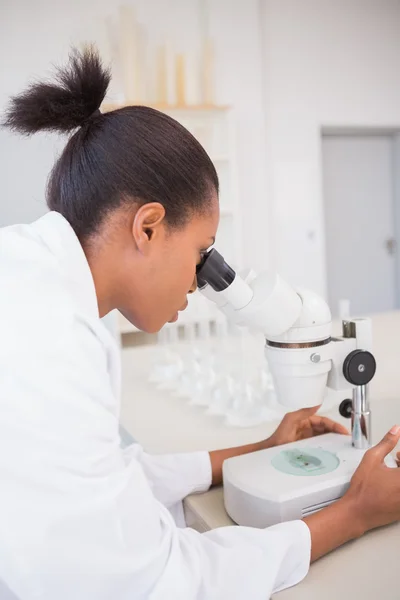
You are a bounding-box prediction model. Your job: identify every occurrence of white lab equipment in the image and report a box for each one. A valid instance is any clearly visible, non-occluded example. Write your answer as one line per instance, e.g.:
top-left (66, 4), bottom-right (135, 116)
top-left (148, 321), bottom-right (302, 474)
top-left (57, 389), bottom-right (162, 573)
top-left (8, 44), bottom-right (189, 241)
top-left (196, 248), bottom-right (396, 527)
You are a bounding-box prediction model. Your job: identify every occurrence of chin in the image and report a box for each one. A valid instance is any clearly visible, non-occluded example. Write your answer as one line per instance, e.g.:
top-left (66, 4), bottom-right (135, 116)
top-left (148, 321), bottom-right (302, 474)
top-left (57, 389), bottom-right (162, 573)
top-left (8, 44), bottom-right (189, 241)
top-left (134, 321), bottom-right (162, 334)
top-left (119, 308), bottom-right (169, 334)
top-left (132, 317), bottom-right (167, 334)
top-left (143, 323), bottom-right (165, 334)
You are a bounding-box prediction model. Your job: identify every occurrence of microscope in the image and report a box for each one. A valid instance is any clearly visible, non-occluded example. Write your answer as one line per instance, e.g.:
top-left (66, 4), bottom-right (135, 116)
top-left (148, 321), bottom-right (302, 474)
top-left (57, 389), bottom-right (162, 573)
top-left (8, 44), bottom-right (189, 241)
top-left (197, 249), bottom-right (395, 527)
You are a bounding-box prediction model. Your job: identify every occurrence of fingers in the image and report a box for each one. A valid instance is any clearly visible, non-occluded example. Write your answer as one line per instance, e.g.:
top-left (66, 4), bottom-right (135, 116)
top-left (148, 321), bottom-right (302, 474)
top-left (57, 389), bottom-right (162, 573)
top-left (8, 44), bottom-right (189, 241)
top-left (396, 451), bottom-right (400, 467)
top-left (310, 416), bottom-right (349, 436)
top-left (366, 425), bottom-right (400, 463)
top-left (285, 405), bottom-right (321, 422)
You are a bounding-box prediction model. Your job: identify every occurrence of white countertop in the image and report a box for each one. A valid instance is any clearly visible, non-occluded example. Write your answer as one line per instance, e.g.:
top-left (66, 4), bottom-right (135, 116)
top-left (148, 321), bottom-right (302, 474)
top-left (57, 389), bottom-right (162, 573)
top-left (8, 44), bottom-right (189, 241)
top-left (120, 310), bottom-right (400, 599)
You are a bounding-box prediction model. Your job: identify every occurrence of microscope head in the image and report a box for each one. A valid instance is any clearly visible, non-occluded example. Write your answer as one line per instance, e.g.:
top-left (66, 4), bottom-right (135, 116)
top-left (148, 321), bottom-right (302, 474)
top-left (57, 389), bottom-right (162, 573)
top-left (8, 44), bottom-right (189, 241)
top-left (197, 249), bottom-right (332, 409)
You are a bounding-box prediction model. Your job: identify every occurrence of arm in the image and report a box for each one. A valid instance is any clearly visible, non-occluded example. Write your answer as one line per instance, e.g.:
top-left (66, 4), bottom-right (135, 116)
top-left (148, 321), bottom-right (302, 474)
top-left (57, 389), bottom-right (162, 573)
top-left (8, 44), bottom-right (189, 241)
top-left (304, 496), bottom-right (363, 562)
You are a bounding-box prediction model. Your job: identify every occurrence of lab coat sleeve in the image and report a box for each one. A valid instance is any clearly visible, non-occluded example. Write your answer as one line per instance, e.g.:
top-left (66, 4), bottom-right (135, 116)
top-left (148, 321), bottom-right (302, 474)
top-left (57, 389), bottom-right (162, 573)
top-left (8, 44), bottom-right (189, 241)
top-left (122, 443), bottom-right (212, 507)
top-left (164, 519), bottom-right (311, 599)
top-left (120, 447), bottom-right (311, 596)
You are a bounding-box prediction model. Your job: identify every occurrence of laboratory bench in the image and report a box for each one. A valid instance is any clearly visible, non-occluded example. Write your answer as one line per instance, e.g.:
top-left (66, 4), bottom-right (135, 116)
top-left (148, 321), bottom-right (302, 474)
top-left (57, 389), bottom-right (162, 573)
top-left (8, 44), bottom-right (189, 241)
top-left (120, 310), bottom-right (400, 600)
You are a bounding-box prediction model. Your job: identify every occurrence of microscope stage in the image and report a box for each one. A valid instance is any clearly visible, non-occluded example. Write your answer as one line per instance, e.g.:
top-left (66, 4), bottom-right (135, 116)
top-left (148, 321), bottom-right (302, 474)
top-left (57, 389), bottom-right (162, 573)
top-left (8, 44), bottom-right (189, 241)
top-left (223, 433), bottom-right (396, 528)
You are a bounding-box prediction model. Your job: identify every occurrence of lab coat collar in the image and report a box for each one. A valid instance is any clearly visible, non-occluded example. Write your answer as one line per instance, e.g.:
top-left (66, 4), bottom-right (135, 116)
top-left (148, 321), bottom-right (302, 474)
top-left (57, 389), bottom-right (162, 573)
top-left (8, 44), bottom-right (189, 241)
top-left (32, 211), bottom-right (99, 318)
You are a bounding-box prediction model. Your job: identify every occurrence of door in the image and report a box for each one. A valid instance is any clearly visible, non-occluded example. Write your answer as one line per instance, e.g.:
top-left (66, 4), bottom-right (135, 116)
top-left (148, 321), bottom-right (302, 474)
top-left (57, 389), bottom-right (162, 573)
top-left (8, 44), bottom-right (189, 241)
top-left (322, 133), bottom-right (398, 317)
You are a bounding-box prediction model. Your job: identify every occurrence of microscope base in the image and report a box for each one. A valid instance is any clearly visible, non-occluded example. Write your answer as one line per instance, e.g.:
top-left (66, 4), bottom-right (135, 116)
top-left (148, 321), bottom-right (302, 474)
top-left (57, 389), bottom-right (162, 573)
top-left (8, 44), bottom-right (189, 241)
top-left (223, 432), bottom-right (396, 527)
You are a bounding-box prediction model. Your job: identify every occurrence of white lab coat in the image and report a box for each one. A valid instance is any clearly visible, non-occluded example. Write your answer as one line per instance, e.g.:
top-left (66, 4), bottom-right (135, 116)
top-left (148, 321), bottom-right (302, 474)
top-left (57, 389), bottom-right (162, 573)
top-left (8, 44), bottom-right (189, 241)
top-left (0, 212), bottom-right (311, 600)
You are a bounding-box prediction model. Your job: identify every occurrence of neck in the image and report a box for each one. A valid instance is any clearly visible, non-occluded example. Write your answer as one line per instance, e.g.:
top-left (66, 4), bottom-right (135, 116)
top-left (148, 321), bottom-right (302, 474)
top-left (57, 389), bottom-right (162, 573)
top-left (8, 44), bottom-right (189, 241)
top-left (82, 242), bottom-right (118, 318)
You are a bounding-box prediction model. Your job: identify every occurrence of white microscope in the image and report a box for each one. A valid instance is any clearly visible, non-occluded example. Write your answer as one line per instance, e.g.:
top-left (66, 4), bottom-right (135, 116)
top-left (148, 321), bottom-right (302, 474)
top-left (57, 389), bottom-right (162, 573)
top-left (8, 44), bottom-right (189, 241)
top-left (196, 248), bottom-right (394, 528)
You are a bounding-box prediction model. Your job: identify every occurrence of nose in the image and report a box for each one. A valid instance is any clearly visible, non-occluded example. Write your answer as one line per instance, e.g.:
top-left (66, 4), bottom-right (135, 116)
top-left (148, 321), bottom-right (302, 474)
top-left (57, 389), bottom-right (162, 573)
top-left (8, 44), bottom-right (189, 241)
top-left (188, 274), bottom-right (197, 294)
top-left (180, 300), bottom-right (189, 312)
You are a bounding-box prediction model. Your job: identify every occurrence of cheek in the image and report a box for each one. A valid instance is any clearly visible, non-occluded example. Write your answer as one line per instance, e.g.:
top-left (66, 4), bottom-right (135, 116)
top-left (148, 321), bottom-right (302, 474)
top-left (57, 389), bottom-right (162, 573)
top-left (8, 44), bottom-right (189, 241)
top-left (186, 253), bottom-right (198, 286)
top-left (170, 252), bottom-right (196, 294)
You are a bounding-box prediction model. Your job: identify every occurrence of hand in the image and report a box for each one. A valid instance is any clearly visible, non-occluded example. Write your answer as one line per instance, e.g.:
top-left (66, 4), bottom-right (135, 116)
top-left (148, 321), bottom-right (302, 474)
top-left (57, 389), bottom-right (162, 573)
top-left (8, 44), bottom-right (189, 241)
top-left (266, 405), bottom-right (349, 448)
top-left (303, 424), bottom-right (400, 562)
top-left (344, 425), bottom-right (400, 534)
top-left (209, 406), bottom-right (347, 486)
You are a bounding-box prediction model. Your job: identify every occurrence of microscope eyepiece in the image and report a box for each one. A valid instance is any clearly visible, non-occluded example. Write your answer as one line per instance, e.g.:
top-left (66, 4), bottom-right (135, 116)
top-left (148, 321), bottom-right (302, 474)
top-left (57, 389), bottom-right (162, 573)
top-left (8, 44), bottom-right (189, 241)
top-left (196, 248), bottom-right (236, 292)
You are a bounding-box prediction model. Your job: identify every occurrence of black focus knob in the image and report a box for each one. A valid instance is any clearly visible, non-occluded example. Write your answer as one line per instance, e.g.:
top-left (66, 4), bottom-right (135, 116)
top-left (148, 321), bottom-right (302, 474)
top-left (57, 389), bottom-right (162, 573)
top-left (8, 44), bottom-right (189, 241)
top-left (339, 399), bottom-right (352, 419)
top-left (342, 350), bottom-right (376, 386)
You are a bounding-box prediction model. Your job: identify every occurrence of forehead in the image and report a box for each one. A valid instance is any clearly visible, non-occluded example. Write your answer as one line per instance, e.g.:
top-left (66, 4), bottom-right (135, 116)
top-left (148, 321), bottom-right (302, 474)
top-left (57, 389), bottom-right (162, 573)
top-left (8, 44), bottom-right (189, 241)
top-left (188, 202), bottom-right (219, 240)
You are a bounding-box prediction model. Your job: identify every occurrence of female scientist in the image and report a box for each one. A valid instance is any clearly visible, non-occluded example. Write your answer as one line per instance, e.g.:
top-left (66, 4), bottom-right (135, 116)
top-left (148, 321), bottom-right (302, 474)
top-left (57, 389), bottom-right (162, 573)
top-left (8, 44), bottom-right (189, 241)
top-left (1, 48), bottom-right (400, 600)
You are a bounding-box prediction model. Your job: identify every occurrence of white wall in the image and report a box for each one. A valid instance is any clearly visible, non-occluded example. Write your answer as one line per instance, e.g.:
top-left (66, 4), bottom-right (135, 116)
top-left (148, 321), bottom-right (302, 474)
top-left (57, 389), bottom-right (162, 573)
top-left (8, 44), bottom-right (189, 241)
top-left (261, 0), bottom-right (400, 295)
top-left (0, 0), bottom-right (269, 272)
top-left (2, 0), bottom-right (400, 295)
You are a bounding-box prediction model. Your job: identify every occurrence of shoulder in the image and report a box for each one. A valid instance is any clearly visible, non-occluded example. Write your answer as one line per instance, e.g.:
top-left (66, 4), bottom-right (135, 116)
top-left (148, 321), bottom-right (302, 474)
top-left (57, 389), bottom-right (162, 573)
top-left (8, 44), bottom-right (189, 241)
top-left (0, 220), bottom-right (108, 357)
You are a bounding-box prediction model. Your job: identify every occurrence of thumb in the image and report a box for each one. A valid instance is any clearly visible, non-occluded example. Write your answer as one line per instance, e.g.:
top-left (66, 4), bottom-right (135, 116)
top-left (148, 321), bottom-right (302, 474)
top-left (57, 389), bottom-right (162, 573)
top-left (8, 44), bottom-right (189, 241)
top-left (368, 425), bottom-right (400, 463)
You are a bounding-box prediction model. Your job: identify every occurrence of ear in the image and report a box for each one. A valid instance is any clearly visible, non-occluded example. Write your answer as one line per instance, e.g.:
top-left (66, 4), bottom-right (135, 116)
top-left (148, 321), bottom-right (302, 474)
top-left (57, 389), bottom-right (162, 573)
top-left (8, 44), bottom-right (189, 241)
top-left (132, 203), bottom-right (167, 253)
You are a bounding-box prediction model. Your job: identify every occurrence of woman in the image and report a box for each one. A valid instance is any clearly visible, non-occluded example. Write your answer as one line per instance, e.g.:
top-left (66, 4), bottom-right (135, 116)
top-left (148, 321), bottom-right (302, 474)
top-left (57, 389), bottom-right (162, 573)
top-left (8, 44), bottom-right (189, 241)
top-left (1, 48), bottom-right (400, 600)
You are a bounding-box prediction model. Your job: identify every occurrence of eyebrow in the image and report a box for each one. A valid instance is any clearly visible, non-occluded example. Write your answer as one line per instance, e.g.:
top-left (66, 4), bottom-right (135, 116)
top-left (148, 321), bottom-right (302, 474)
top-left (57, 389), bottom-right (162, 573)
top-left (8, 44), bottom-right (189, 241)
top-left (201, 237), bottom-right (215, 252)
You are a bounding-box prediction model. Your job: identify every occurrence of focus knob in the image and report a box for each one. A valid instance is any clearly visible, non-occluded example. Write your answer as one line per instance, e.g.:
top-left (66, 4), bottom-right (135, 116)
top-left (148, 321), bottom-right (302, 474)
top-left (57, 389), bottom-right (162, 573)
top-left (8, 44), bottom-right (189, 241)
top-left (343, 350), bottom-right (376, 386)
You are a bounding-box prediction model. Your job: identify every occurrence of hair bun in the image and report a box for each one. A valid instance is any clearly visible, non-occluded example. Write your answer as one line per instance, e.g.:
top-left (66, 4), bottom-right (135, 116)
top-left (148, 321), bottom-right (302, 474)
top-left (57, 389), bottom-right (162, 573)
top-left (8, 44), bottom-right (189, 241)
top-left (3, 45), bottom-right (110, 135)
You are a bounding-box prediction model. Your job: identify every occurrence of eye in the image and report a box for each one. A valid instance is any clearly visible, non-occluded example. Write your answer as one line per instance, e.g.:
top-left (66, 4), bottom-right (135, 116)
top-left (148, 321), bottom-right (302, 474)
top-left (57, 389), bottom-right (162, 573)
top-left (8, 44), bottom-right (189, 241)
top-left (197, 245), bottom-right (214, 267)
top-left (196, 251), bottom-right (208, 271)
top-left (197, 252), bottom-right (206, 266)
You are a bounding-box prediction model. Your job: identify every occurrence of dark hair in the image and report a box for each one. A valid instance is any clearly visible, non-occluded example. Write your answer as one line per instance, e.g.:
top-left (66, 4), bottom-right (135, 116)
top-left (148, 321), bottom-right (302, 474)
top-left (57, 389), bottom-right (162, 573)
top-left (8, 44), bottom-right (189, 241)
top-left (3, 46), bottom-right (219, 239)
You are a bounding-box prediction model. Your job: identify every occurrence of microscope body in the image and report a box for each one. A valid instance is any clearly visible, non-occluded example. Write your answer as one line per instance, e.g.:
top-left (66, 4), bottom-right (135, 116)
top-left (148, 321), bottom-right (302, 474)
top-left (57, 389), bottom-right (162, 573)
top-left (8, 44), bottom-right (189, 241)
top-left (196, 249), bottom-right (394, 527)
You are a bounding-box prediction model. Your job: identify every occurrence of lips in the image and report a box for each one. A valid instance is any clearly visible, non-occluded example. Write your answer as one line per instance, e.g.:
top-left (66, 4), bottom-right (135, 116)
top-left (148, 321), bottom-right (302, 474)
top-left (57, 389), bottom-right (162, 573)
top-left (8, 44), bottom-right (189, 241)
top-left (168, 301), bottom-right (188, 324)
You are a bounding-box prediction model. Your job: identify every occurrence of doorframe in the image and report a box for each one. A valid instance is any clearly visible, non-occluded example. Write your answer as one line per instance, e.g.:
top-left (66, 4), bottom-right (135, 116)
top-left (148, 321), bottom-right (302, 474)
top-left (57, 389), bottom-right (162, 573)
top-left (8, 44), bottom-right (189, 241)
top-left (392, 134), bottom-right (400, 307)
top-left (320, 126), bottom-right (400, 312)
